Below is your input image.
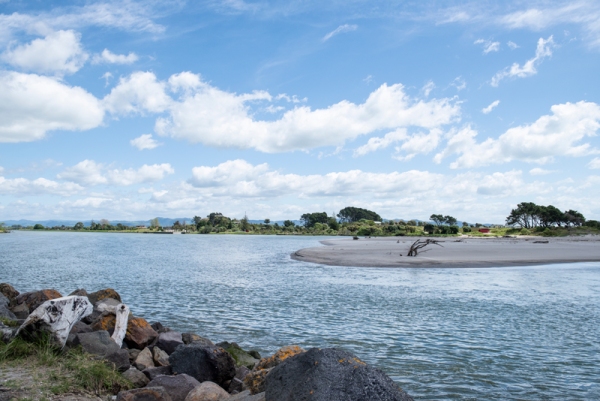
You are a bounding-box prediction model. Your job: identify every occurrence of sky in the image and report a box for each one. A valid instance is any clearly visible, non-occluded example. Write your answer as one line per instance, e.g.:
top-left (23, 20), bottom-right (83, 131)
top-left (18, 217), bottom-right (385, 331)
top-left (1, 0), bottom-right (600, 223)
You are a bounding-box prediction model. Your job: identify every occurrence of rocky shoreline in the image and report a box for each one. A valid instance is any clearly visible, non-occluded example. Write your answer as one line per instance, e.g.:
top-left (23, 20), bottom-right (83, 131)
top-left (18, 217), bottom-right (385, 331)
top-left (1, 284), bottom-right (414, 401)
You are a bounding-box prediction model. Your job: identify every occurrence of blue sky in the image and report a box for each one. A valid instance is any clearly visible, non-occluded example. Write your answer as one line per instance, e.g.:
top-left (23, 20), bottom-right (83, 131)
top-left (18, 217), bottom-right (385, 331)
top-left (1, 0), bottom-right (600, 223)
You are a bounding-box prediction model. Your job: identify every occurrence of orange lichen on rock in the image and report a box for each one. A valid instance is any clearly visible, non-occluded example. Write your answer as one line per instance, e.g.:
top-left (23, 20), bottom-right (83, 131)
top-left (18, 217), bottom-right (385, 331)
top-left (88, 288), bottom-right (122, 304)
top-left (91, 313), bottom-right (116, 332)
top-left (255, 345), bottom-right (305, 370)
top-left (243, 368), bottom-right (271, 394)
top-left (125, 316), bottom-right (158, 349)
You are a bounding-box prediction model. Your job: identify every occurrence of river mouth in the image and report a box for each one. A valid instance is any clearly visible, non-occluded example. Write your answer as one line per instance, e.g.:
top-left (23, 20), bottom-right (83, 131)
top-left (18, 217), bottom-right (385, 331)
top-left (2, 231), bottom-right (600, 400)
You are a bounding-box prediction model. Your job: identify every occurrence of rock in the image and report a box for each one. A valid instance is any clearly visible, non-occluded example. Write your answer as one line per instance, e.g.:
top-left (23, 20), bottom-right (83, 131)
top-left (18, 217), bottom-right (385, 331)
top-left (228, 391), bottom-right (265, 401)
top-left (151, 322), bottom-right (171, 333)
top-left (147, 374), bottom-right (201, 401)
top-left (125, 316), bottom-right (158, 349)
top-left (142, 365), bottom-right (173, 380)
top-left (265, 348), bottom-right (414, 401)
top-left (157, 331), bottom-right (184, 354)
top-left (217, 342), bottom-right (259, 369)
top-left (85, 298), bottom-right (122, 325)
top-left (128, 348), bottom-right (141, 362)
top-left (87, 288), bottom-right (122, 305)
top-left (248, 350), bottom-right (261, 360)
top-left (9, 289), bottom-right (63, 319)
top-left (0, 294), bottom-right (17, 321)
top-left (72, 330), bottom-right (130, 371)
top-left (69, 288), bottom-right (88, 297)
top-left (117, 387), bottom-right (173, 401)
top-left (134, 347), bottom-right (155, 371)
top-left (0, 283), bottom-right (19, 301)
top-left (184, 381), bottom-right (230, 401)
top-left (169, 344), bottom-right (236, 387)
top-left (243, 345), bottom-right (305, 394)
top-left (228, 378), bottom-right (244, 394)
top-left (69, 320), bottom-right (93, 335)
top-left (1, 322), bottom-right (16, 343)
top-left (15, 296), bottom-right (93, 348)
top-left (182, 333), bottom-right (214, 346)
top-left (122, 367), bottom-right (150, 388)
top-left (153, 346), bottom-right (170, 366)
top-left (91, 312), bottom-right (117, 333)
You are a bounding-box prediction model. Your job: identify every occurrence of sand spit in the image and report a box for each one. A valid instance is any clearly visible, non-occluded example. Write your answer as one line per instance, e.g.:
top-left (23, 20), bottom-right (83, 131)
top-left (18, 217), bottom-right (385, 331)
top-left (291, 236), bottom-right (600, 268)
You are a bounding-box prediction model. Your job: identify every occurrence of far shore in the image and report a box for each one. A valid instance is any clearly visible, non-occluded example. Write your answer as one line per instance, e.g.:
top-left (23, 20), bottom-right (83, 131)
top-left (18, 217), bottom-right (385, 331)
top-left (291, 235), bottom-right (600, 268)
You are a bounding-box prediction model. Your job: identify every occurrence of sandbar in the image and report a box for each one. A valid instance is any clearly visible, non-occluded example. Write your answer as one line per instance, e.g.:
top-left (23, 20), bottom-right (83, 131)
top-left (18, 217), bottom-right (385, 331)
top-left (291, 236), bottom-right (600, 268)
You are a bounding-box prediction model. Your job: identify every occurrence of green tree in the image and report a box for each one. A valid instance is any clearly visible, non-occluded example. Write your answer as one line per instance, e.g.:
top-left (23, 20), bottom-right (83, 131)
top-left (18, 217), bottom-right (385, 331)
top-left (240, 214), bottom-right (250, 231)
top-left (337, 207), bottom-right (382, 223)
top-left (283, 220), bottom-right (295, 227)
top-left (300, 212), bottom-right (328, 228)
top-left (33, 223), bottom-right (44, 230)
top-left (73, 222), bottom-right (84, 230)
top-left (327, 217), bottom-right (339, 231)
top-left (424, 223), bottom-right (435, 234)
top-left (264, 218), bottom-right (270, 224)
top-left (444, 215), bottom-right (457, 226)
top-left (429, 214), bottom-right (445, 227)
top-left (150, 217), bottom-right (161, 229)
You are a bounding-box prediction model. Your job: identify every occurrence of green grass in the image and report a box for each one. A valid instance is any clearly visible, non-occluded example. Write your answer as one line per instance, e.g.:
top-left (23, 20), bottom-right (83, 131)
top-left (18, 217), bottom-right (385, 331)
top-left (0, 317), bottom-right (19, 327)
top-left (0, 334), bottom-right (131, 396)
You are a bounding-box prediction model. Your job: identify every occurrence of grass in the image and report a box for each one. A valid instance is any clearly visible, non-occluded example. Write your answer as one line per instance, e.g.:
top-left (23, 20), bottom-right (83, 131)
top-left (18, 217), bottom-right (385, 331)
top-left (0, 334), bottom-right (131, 396)
top-left (0, 317), bottom-right (19, 327)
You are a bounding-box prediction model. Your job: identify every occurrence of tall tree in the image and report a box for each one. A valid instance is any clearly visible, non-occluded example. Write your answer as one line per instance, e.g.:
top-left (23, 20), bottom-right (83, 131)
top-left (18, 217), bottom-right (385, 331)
top-left (337, 207), bottom-right (382, 223)
top-left (429, 214), bottom-right (445, 227)
top-left (300, 212), bottom-right (329, 227)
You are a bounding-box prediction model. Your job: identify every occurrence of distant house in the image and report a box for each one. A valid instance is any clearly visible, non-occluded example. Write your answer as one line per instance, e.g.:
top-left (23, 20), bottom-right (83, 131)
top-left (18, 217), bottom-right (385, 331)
top-left (479, 228), bottom-right (491, 233)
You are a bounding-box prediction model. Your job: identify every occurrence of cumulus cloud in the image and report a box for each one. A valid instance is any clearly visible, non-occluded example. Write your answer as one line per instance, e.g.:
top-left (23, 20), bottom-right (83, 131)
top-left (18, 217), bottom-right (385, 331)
top-left (0, 176), bottom-right (83, 196)
top-left (491, 36), bottom-right (555, 86)
top-left (529, 167), bottom-right (556, 175)
top-left (103, 71), bottom-right (171, 114)
top-left (474, 39), bottom-right (500, 53)
top-left (322, 24), bottom-right (358, 42)
top-left (58, 160), bottom-right (174, 186)
top-left (507, 41), bottom-right (520, 49)
top-left (422, 81), bottom-right (435, 97)
top-left (436, 101), bottom-right (600, 168)
top-left (354, 129), bottom-right (406, 157)
top-left (589, 157), bottom-right (600, 169)
top-left (1, 30), bottom-right (88, 75)
top-left (450, 76), bottom-right (466, 91)
top-left (0, 71), bottom-right (104, 142)
top-left (92, 49), bottom-right (138, 64)
top-left (482, 100), bottom-right (500, 114)
top-left (141, 72), bottom-right (460, 153)
top-left (393, 129), bottom-right (444, 161)
top-left (130, 134), bottom-right (160, 150)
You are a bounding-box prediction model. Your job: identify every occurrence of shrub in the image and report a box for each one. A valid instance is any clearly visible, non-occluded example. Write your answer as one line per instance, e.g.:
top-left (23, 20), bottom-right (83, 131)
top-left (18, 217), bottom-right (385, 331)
top-left (462, 227), bottom-right (472, 233)
top-left (520, 228), bottom-right (531, 235)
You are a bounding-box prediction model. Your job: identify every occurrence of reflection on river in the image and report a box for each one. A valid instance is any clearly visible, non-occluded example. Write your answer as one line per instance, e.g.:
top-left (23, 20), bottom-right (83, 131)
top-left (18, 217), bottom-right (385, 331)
top-left (2, 231), bottom-right (599, 400)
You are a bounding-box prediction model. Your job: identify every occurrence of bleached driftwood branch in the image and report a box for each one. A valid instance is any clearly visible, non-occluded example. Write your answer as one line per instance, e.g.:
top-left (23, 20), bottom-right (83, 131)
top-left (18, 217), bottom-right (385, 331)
top-left (407, 239), bottom-right (444, 257)
top-left (15, 296), bottom-right (92, 348)
top-left (111, 304), bottom-right (130, 347)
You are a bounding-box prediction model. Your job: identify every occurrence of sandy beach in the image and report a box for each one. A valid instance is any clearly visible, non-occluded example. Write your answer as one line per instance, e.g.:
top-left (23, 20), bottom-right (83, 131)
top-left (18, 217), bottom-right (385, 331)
top-left (291, 236), bottom-right (600, 267)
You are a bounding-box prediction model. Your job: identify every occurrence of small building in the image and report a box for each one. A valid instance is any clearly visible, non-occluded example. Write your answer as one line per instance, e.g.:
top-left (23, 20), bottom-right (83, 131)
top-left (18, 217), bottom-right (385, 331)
top-left (479, 228), bottom-right (491, 233)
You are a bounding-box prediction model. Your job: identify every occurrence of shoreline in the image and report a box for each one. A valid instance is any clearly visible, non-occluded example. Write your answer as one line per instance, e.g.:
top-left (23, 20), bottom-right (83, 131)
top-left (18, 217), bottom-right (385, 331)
top-left (290, 235), bottom-right (600, 268)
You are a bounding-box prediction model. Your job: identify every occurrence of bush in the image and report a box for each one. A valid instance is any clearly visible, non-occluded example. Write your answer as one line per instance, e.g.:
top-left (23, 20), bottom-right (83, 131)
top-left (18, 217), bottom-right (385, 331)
top-left (520, 228), bottom-right (531, 235)
top-left (33, 224), bottom-right (44, 230)
top-left (449, 226), bottom-right (459, 234)
top-left (423, 223), bottom-right (435, 234)
top-left (462, 227), bottom-right (472, 233)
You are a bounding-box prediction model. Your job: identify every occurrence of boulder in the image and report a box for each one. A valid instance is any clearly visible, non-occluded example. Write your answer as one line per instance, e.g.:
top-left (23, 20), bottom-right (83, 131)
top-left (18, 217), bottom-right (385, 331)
top-left (243, 345), bottom-right (305, 394)
top-left (184, 381), bottom-right (230, 401)
top-left (10, 289), bottom-right (62, 319)
top-left (0, 283), bottom-right (19, 301)
top-left (0, 322), bottom-right (16, 343)
top-left (87, 288), bottom-right (122, 305)
top-left (182, 333), bottom-right (214, 346)
top-left (128, 348), bottom-right (141, 362)
top-left (122, 367), bottom-right (150, 388)
top-left (0, 294), bottom-right (17, 321)
top-left (72, 330), bottom-right (130, 371)
top-left (69, 320), bottom-right (92, 335)
top-left (228, 391), bottom-right (265, 401)
top-left (153, 346), bottom-right (170, 366)
top-left (169, 344), bottom-right (236, 387)
top-left (147, 374), bottom-right (201, 401)
top-left (157, 331), bottom-right (183, 354)
top-left (143, 365), bottom-right (173, 380)
top-left (229, 366), bottom-right (250, 393)
top-left (134, 347), bottom-right (155, 371)
top-left (68, 288), bottom-right (88, 297)
top-left (117, 387), bottom-right (172, 401)
top-left (15, 296), bottom-right (93, 348)
top-left (125, 317), bottom-right (158, 349)
top-left (151, 322), bottom-right (171, 333)
top-left (265, 348), bottom-right (414, 401)
top-left (217, 342), bottom-right (259, 369)
top-left (85, 298), bottom-right (122, 325)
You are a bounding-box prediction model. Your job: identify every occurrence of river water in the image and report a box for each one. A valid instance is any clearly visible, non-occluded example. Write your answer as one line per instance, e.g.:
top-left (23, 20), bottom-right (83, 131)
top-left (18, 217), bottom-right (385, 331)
top-left (1, 231), bottom-right (599, 400)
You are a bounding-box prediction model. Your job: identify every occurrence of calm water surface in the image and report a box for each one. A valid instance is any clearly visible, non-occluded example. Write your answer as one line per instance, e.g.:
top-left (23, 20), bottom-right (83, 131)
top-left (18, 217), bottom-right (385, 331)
top-left (1, 231), bottom-right (599, 400)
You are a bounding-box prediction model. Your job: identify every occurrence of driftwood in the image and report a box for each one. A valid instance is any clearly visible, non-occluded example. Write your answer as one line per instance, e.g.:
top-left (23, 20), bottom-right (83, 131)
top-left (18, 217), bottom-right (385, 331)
top-left (111, 304), bottom-right (130, 347)
top-left (406, 239), bottom-right (444, 257)
top-left (14, 296), bottom-right (92, 348)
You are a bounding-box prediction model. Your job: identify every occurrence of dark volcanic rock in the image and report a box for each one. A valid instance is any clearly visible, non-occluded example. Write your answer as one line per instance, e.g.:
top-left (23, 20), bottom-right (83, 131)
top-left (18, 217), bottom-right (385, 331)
top-left (265, 348), bottom-right (414, 401)
top-left (72, 330), bottom-right (130, 371)
top-left (122, 367), bottom-right (150, 388)
top-left (68, 288), bottom-right (88, 297)
top-left (0, 283), bottom-right (19, 301)
top-left (117, 387), bottom-right (172, 401)
top-left (169, 343), bottom-right (236, 387)
top-left (69, 320), bottom-right (92, 335)
top-left (217, 342), bottom-right (259, 369)
top-left (182, 332), bottom-right (214, 346)
top-left (0, 294), bottom-right (17, 320)
top-left (151, 322), bottom-right (171, 333)
top-left (146, 374), bottom-right (200, 401)
top-left (185, 381), bottom-right (230, 401)
top-left (244, 345), bottom-right (305, 394)
top-left (10, 289), bottom-right (62, 319)
top-left (157, 331), bottom-right (183, 354)
top-left (142, 365), bottom-right (173, 380)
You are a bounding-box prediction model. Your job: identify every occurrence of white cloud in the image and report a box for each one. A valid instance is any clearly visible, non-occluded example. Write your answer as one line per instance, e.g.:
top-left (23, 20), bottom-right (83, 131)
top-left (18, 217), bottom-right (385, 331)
top-left (354, 129), bottom-right (407, 157)
top-left (103, 71), bottom-right (172, 114)
top-left (476, 170), bottom-right (524, 195)
top-left (151, 72), bottom-right (460, 153)
top-left (474, 39), bottom-right (500, 53)
top-left (130, 134), bottom-right (160, 150)
top-left (422, 80), bottom-right (435, 97)
top-left (491, 36), bottom-right (555, 86)
top-left (0, 176), bottom-right (83, 196)
top-left (450, 76), bottom-right (466, 91)
top-left (436, 101), bottom-right (600, 168)
top-left (529, 168), bottom-right (556, 175)
top-left (0, 71), bottom-right (104, 142)
top-left (58, 160), bottom-right (174, 186)
top-left (322, 24), bottom-right (358, 42)
top-left (589, 158), bottom-right (600, 169)
top-left (482, 100), bottom-right (500, 114)
top-left (1, 30), bottom-right (88, 75)
top-left (393, 129), bottom-right (443, 161)
top-left (507, 41), bottom-right (520, 49)
top-left (102, 71), bottom-right (113, 86)
top-left (92, 49), bottom-right (138, 64)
